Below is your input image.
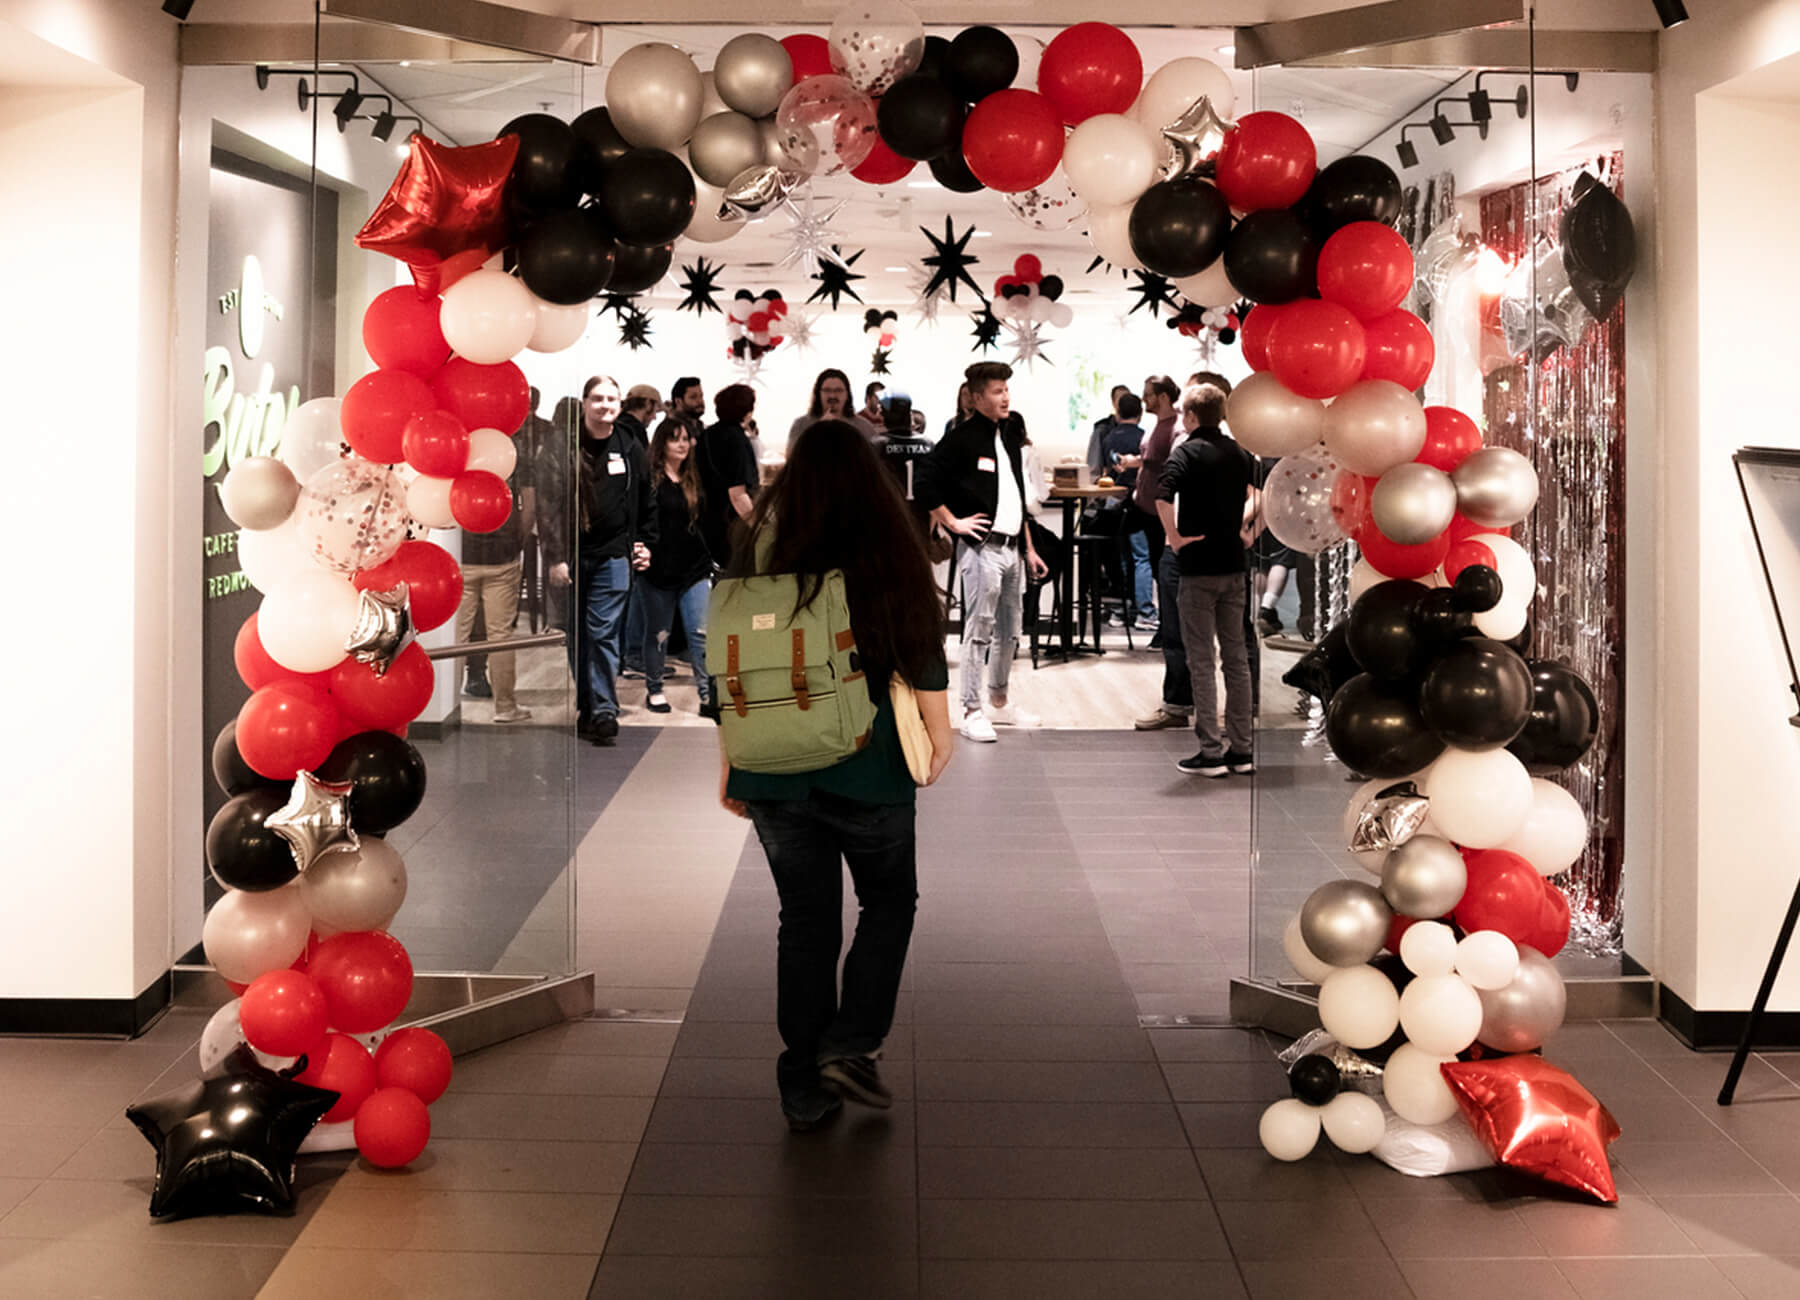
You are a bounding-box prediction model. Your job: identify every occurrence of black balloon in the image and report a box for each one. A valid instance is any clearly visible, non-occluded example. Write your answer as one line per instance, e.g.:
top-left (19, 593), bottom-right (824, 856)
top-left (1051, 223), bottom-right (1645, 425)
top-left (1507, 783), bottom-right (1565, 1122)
top-left (1506, 660), bottom-right (1600, 773)
top-left (1325, 672), bottom-right (1447, 778)
top-left (1128, 178), bottom-right (1231, 279)
top-left (1288, 1054), bottom-right (1343, 1106)
top-left (570, 106), bottom-right (633, 192)
top-left (518, 207), bottom-right (616, 305)
top-left (1419, 637), bottom-right (1534, 751)
top-left (1347, 580), bottom-right (1431, 680)
top-left (1451, 563), bottom-right (1504, 613)
top-left (1302, 155), bottom-right (1403, 234)
top-left (127, 1045), bottom-right (338, 1219)
top-left (1039, 274), bottom-right (1065, 301)
top-left (877, 75), bottom-right (965, 161)
top-left (316, 731), bottom-right (427, 835)
top-left (1281, 620), bottom-right (1361, 704)
top-left (211, 720), bottom-right (280, 797)
top-left (947, 26), bottom-right (1018, 101)
top-left (1223, 208), bottom-right (1319, 304)
top-left (915, 34), bottom-right (954, 82)
top-left (598, 148), bottom-right (696, 248)
top-left (607, 241), bottom-right (674, 295)
top-left (497, 113), bottom-right (580, 210)
top-left (1560, 174), bottom-right (1636, 293)
top-left (1411, 586), bottom-right (1471, 651)
top-left (929, 143), bottom-right (985, 193)
top-left (206, 788), bottom-right (299, 893)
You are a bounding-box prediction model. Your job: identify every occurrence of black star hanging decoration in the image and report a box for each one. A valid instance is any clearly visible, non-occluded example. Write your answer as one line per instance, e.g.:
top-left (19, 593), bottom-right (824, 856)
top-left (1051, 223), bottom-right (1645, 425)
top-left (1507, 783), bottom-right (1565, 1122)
top-left (870, 347), bottom-right (892, 376)
top-left (1128, 271), bottom-right (1180, 318)
top-left (600, 292), bottom-right (637, 319)
top-left (619, 306), bottom-right (653, 351)
top-left (1086, 254), bottom-right (1133, 280)
top-left (676, 256), bottom-right (725, 315)
top-left (920, 216), bottom-right (985, 304)
top-left (807, 245), bottom-right (865, 310)
top-left (970, 306), bottom-right (1002, 354)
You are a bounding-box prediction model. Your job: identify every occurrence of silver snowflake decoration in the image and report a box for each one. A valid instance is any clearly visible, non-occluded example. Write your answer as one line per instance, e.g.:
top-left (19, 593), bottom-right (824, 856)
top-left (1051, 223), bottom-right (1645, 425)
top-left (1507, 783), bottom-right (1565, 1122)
top-left (777, 189), bottom-right (849, 276)
top-left (781, 309), bottom-right (820, 353)
top-left (1003, 318), bottom-right (1053, 369)
top-left (910, 268), bottom-right (947, 327)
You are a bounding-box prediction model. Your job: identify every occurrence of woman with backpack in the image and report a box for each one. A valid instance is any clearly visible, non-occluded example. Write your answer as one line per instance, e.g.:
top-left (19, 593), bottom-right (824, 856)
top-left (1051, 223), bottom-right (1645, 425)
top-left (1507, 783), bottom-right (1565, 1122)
top-left (639, 419), bottom-right (716, 718)
top-left (714, 418), bottom-right (954, 1132)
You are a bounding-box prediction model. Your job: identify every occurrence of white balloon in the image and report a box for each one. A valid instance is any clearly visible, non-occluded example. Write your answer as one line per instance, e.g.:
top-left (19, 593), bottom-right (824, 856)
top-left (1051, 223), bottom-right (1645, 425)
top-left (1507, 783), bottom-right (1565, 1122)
top-left (1470, 533), bottom-right (1537, 639)
top-left (1398, 973), bottom-right (1485, 1055)
top-left (684, 176), bottom-right (746, 245)
top-left (1030, 295), bottom-right (1056, 323)
top-left (1133, 56), bottom-right (1237, 128)
top-left (1259, 1098), bottom-right (1323, 1162)
top-left (1013, 35), bottom-right (1044, 91)
top-left (280, 397), bottom-right (347, 483)
top-left (1399, 921), bottom-right (1458, 978)
top-left (256, 569), bottom-right (361, 673)
top-left (1085, 201), bottom-right (1144, 271)
top-left (440, 269), bottom-right (537, 365)
top-left (1318, 964), bottom-right (1401, 1050)
top-left (202, 885), bottom-right (312, 985)
top-left (1283, 915), bottom-right (1338, 984)
top-left (301, 837), bottom-right (408, 935)
top-left (1065, 114), bottom-right (1162, 207)
top-left (465, 428), bottom-right (518, 479)
top-left (237, 517), bottom-right (317, 595)
top-left (529, 299), bottom-right (590, 354)
top-left (1382, 1042), bottom-right (1461, 1126)
top-left (1473, 592), bottom-right (1531, 642)
top-left (198, 999), bottom-right (298, 1075)
top-left (1497, 780), bottom-right (1589, 877)
top-left (1456, 931), bottom-right (1522, 990)
top-left (1049, 302), bottom-right (1075, 329)
top-left (407, 474), bottom-right (456, 530)
top-left (1321, 1091), bottom-right (1385, 1154)
top-left (1176, 257), bottom-right (1236, 309)
top-left (1424, 746), bottom-right (1534, 848)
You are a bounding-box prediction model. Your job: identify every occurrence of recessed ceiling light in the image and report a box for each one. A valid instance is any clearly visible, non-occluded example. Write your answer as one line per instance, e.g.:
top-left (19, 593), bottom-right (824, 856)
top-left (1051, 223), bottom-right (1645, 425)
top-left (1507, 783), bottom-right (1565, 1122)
top-left (971, 230), bottom-right (992, 237)
top-left (907, 179), bottom-right (940, 190)
top-left (399, 60), bottom-right (412, 68)
top-left (884, 266), bottom-right (908, 272)
top-left (1216, 44), bottom-right (1236, 56)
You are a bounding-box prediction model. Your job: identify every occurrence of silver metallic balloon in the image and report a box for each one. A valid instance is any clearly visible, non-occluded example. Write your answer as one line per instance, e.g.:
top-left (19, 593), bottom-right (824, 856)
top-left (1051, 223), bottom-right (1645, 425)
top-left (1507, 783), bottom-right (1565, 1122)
top-left (1498, 237), bottom-right (1594, 359)
top-left (1476, 944), bottom-right (1568, 1052)
top-left (345, 582), bottom-right (415, 675)
top-left (1371, 462), bottom-right (1459, 545)
top-left (605, 42), bottom-right (705, 152)
top-left (1379, 835), bottom-right (1469, 919)
top-left (266, 771), bottom-right (359, 873)
top-left (1349, 781), bottom-right (1431, 853)
top-left (220, 456), bottom-right (301, 531)
top-left (1161, 95), bottom-right (1228, 179)
top-left (687, 111), bottom-right (767, 189)
top-left (1228, 372), bottom-right (1327, 458)
top-left (696, 71), bottom-right (729, 120)
top-left (724, 163), bottom-right (802, 219)
top-left (713, 32), bottom-right (794, 118)
top-left (1321, 379), bottom-right (1428, 477)
top-left (300, 835), bottom-right (408, 935)
top-left (1452, 446), bottom-right (1540, 529)
top-left (1299, 879), bottom-right (1394, 967)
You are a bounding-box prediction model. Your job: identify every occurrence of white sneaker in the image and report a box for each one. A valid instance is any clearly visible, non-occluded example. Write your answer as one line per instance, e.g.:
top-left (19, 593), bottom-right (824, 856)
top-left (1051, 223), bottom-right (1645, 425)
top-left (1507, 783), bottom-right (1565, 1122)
top-left (493, 706), bottom-right (533, 723)
top-left (986, 702), bottom-right (1040, 728)
top-left (960, 709), bottom-right (998, 742)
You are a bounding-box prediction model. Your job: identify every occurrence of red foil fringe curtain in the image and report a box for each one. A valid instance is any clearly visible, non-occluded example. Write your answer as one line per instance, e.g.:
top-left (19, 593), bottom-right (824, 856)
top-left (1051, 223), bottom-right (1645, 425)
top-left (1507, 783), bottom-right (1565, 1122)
top-left (1479, 156), bottom-right (1628, 956)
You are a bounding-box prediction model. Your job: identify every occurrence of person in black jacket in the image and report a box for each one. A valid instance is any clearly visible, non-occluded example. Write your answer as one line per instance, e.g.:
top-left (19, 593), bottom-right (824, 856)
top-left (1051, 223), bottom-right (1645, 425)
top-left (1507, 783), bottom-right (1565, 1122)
top-left (697, 383), bottom-right (761, 566)
top-left (639, 418), bottom-right (715, 718)
top-left (540, 374), bottom-right (656, 745)
top-left (915, 361), bottom-right (1048, 743)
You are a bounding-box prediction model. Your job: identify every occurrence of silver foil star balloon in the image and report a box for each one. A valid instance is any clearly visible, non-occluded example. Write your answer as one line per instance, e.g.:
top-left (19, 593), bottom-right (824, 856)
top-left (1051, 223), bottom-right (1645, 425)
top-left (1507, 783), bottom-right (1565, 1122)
top-left (776, 189), bottom-right (850, 274)
top-left (1349, 781), bottom-right (1432, 853)
top-left (1417, 218), bottom-right (1479, 304)
top-left (267, 770), bottom-right (359, 873)
top-left (723, 163), bottom-right (802, 221)
top-left (1161, 95), bottom-right (1229, 180)
top-left (1002, 318), bottom-right (1052, 369)
top-left (1275, 1029), bottom-right (1385, 1094)
top-left (345, 582), bottom-right (415, 676)
top-left (780, 309), bottom-right (819, 352)
top-left (1499, 238), bottom-right (1595, 360)
top-left (910, 268), bottom-right (946, 326)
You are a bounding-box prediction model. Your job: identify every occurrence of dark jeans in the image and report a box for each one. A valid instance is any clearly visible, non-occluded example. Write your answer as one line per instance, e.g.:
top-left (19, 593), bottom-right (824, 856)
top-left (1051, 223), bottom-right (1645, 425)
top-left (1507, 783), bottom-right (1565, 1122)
top-left (746, 793), bottom-right (918, 1100)
top-left (622, 579), bottom-right (646, 674)
top-left (640, 575), bottom-right (712, 705)
top-left (1158, 550), bottom-right (1192, 712)
top-left (567, 555), bottom-right (629, 721)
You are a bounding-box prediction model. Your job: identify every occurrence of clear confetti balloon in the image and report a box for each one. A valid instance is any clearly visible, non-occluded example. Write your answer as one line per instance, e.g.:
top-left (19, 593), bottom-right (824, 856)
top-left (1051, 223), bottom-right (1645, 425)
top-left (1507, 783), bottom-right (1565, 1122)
top-left (827, 1), bottom-right (925, 96)
top-left (295, 458), bottom-right (411, 575)
top-left (1263, 443), bottom-right (1349, 554)
top-left (775, 75), bottom-right (877, 178)
top-left (1005, 170), bottom-right (1089, 231)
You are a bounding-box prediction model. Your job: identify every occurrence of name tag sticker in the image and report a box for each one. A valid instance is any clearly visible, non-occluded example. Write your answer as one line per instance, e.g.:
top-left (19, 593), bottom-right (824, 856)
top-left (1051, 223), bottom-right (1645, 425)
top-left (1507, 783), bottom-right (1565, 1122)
top-left (752, 613), bottom-right (776, 631)
top-left (976, 456), bottom-right (997, 472)
top-left (607, 454), bottom-right (626, 475)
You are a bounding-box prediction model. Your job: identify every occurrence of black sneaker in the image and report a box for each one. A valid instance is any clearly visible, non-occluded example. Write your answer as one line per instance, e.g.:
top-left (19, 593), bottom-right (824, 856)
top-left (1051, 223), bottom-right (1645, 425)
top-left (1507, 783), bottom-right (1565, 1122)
top-left (698, 700), bottom-right (721, 724)
top-left (463, 678), bottom-right (492, 699)
top-left (1225, 751), bottom-right (1256, 775)
top-left (590, 715), bottom-right (619, 746)
top-left (576, 713), bottom-right (601, 740)
top-left (782, 1086), bottom-right (843, 1133)
top-left (1257, 608), bottom-right (1281, 637)
top-left (1176, 752), bottom-right (1229, 778)
top-left (819, 1055), bottom-right (893, 1109)
top-left (646, 693), bottom-right (671, 714)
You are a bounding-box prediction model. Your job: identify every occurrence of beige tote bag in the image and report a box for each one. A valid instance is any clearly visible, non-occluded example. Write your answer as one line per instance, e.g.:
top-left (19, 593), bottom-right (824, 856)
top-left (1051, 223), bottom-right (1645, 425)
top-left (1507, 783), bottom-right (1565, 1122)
top-left (890, 677), bottom-right (934, 786)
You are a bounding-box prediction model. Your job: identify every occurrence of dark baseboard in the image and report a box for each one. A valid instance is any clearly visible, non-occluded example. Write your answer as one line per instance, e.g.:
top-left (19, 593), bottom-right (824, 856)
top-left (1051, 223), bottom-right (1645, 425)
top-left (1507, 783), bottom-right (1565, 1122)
top-left (0, 971), bottom-right (172, 1038)
top-left (1660, 985), bottom-right (1800, 1051)
top-left (410, 718), bottom-right (447, 740)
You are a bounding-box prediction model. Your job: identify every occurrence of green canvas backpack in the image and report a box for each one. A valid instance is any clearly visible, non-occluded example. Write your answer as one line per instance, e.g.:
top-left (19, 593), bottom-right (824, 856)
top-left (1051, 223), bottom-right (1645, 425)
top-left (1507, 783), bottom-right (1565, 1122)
top-left (705, 553), bottom-right (877, 775)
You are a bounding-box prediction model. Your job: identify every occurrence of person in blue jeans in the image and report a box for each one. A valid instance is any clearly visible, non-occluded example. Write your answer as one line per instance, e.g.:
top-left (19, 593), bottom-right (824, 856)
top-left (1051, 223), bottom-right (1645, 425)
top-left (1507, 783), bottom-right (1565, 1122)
top-left (639, 418), bottom-right (715, 717)
top-left (717, 419), bottom-right (955, 1132)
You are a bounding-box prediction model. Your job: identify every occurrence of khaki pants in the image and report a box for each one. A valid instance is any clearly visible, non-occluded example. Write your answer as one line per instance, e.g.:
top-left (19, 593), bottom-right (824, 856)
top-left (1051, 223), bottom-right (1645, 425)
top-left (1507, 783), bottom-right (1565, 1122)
top-left (455, 559), bottom-right (522, 711)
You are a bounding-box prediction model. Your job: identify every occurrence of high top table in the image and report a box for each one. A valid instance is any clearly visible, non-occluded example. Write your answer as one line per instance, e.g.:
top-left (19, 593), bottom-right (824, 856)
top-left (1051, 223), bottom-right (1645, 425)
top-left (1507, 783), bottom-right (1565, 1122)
top-left (1042, 482), bottom-right (1128, 661)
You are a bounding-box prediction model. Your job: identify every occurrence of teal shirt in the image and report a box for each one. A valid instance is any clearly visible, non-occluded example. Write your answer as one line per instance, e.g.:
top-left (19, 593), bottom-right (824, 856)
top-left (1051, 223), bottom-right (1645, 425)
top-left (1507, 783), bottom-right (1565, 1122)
top-left (726, 658), bottom-right (949, 806)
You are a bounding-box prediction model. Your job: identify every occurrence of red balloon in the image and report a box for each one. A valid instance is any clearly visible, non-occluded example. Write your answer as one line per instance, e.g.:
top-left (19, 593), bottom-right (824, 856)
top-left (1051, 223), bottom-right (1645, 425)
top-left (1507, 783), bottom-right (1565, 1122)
top-left (402, 409), bottom-right (470, 478)
top-left (1453, 849), bottom-right (1547, 947)
top-left (1449, 512), bottom-right (1510, 546)
top-left (1361, 310), bottom-right (1435, 390)
top-left (1240, 302), bottom-right (1289, 372)
top-left (1386, 913), bottom-right (1419, 955)
top-left (329, 643), bottom-right (436, 732)
top-left (1418, 406), bottom-right (1484, 472)
top-left (309, 931), bottom-right (414, 1034)
top-left (240, 970), bottom-right (330, 1059)
top-left (236, 681), bottom-right (340, 780)
top-left (1330, 472), bottom-right (1376, 536)
top-left (431, 357), bottom-right (529, 434)
top-left (1441, 1055), bottom-right (1621, 1203)
top-left (341, 370), bottom-right (435, 465)
top-left (1356, 517), bottom-right (1451, 581)
top-left (234, 613), bottom-right (330, 692)
top-left (1266, 300), bottom-right (1366, 400)
top-left (1038, 22), bottom-right (1143, 125)
top-left (362, 286), bottom-right (450, 379)
top-left (746, 310), bottom-right (772, 332)
top-left (780, 33), bottom-right (833, 82)
top-left (1531, 879), bottom-right (1573, 958)
top-left (1443, 538), bottom-right (1498, 585)
top-left (962, 90), bottom-right (1064, 193)
top-left (1014, 254), bottom-right (1043, 282)
top-left (1216, 112), bottom-right (1317, 212)
top-left (354, 1086), bottom-right (432, 1168)
top-left (1318, 222), bottom-right (1415, 320)
top-left (375, 1027), bottom-right (454, 1104)
top-left (851, 136), bottom-right (915, 184)
top-left (297, 1031), bottom-right (380, 1124)
top-left (355, 540), bottom-right (462, 632)
top-left (450, 470), bottom-right (513, 534)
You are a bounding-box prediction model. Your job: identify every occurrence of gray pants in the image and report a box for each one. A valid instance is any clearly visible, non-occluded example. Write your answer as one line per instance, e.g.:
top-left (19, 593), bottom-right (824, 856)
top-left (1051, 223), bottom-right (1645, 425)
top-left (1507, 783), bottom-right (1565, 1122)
top-left (958, 538), bottom-right (1022, 713)
top-left (1178, 572), bottom-right (1254, 758)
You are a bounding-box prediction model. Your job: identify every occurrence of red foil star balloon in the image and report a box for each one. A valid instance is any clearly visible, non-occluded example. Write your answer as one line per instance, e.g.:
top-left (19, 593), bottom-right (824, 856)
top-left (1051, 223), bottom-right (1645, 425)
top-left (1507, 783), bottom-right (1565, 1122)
top-left (356, 135), bottom-right (519, 296)
top-left (1441, 1055), bottom-right (1622, 1202)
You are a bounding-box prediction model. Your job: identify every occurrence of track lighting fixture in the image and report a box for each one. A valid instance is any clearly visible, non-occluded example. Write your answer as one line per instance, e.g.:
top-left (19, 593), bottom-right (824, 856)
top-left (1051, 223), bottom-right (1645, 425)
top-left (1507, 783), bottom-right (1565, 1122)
top-left (162, 0), bottom-right (195, 18)
top-left (1395, 124), bottom-right (1423, 169)
top-left (1653, 0), bottom-right (1688, 27)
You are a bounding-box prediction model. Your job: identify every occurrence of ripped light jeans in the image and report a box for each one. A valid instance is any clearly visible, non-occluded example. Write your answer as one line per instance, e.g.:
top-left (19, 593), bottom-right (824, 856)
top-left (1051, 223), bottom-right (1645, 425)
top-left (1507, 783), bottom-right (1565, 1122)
top-left (638, 575), bottom-right (712, 705)
top-left (957, 537), bottom-right (1022, 714)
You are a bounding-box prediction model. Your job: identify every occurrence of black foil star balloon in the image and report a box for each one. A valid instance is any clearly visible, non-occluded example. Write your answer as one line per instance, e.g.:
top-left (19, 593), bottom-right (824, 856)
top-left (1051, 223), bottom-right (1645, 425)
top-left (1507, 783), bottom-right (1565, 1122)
top-left (1086, 254), bottom-right (1132, 280)
top-left (920, 216), bottom-right (985, 304)
top-left (676, 256), bottom-right (725, 315)
top-left (619, 305), bottom-right (654, 350)
top-left (266, 770), bottom-right (359, 873)
top-left (126, 1045), bottom-right (338, 1218)
top-left (1128, 270), bottom-right (1180, 318)
top-left (600, 292), bottom-right (637, 319)
top-left (970, 306), bottom-right (1002, 354)
top-left (807, 245), bottom-right (865, 310)
top-left (870, 347), bottom-right (892, 376)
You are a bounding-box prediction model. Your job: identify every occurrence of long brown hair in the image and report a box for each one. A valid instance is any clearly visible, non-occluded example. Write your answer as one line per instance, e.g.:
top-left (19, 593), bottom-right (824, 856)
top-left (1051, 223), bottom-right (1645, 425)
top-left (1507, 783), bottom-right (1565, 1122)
top-left (728, 418), bottom-right (944, 684)
top-left (649, 418), bottom-right (703, 521)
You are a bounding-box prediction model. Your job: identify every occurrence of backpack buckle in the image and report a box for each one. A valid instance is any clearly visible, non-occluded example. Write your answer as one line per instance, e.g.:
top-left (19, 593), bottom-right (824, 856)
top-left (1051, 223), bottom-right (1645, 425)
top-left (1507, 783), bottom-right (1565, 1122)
top-left (726, 634), bottom-right (748, 718)
top-left (791, 629), bottom-right (810, 711)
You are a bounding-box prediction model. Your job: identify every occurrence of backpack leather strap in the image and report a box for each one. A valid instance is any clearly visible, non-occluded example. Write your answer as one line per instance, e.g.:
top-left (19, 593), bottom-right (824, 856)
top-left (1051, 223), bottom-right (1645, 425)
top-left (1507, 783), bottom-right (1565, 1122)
top-left (791, 629), bottom-right (810, 710)
top-left (725, 635), bottom-right (747, 717)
